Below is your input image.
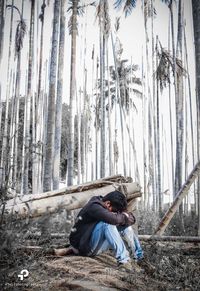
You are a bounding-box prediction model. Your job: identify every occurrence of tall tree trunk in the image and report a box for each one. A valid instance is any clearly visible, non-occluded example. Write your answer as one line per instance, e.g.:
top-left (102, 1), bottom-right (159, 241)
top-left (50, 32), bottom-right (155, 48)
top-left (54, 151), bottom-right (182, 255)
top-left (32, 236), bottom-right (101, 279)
top-left (95, 57), bottom-right (99, 179)
top-left (167, 12), bottom-right (175, 199)
top-left (106, 42), bottom-right (112, 176)
top-left (43, 0), bottom-right (60, 191)
top-left (111, 32), bottom-right (126, 176)
top-left (77, 88), bottom-right (81, 184)
top-left (0, 0), bottom-right (14, 185)
top-left (174, 0), bottom-right (184, 231)
top-left (192, 0), bottom-right (200, 235)
top-left (67, 0), bottom-right (78, 186)
top-left (142, 54), bottom-right (148, 209)
top-left (156, 43), bottom-right (161, 213)
top-left (34, 0), bottom-right (46, 193)
top-left (99, 25), bottom-right (106, 178)
top-left (21, 0), bottom-right (35, 194)
top-left (175, 0), bottom-right (184, 194)
top-left (12, 52), bottom-right (21, 192)
top-left (53, 0), bottom-right (65, 190)
top-left (0, 0), bottom-right (5, 61)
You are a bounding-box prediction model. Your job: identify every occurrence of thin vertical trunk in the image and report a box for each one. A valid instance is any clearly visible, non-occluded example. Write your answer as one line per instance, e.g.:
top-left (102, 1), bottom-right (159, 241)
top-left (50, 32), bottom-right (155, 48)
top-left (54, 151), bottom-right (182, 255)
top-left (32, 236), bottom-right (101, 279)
top-left (167, 12), bottom-right (175, 198)
top-left (12, 53), bottom-right (21, 192)
top-left (67, 0), bottom-right (78, 186)
top-left (0, 0), bottom-right (14, 182)
top-left (156, 37), bottom-right (161, 213)
top-left (21, 0), bottom-right (35, 194)
top-left (192, 0), bottom-right (200, 235)
top-left (144, 6), bottom-right (156, 210)
top-left (100, 28), bottom-right (106, 178)
top-left (151, 0), bottom-right (158, 202)
top-left (106, 41), bottom-right (112, 176)
top-left (34, 0), bottom-right (46, 193)
top-left (142, 53), bottom-right (148, 209)
top-left (111, 32), bottom-right (126, 176)
top-left (0, 0), bottom-right (5, 61)
top-left (175, 0), bottom-right (184, 194)
top-left (184, 22), bottom-right (196, 205)
top-left (53, 0), bottom-right (65, 190)
top-left (43, 0), bottom-right (60, 191)
top-left (95, 57), bottom-right (99, 179)
top-left (77, 88), bottom-right (81, 184)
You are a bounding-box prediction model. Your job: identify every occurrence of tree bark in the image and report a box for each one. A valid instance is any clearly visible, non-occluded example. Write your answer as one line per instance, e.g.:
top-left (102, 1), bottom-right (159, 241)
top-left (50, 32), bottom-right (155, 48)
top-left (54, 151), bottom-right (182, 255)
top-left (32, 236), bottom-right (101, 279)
top-left (43, 0), bottom-right (60, 191)
top-left (21, 0), bottom-right (35, 194)
top-left (67, 0), bottom-right (78, 186)
top-left (53, 0), bottom-right (65, 190)
top-left (3, 181), bottom-right (141, 219)
top-left (192, 0), bottom-right (200, 236)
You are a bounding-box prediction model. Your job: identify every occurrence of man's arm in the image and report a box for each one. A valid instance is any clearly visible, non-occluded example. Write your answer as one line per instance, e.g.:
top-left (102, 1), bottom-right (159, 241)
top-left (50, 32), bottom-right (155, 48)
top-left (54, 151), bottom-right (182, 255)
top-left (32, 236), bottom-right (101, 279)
top-left (89, 203), bottom-right (135, 226)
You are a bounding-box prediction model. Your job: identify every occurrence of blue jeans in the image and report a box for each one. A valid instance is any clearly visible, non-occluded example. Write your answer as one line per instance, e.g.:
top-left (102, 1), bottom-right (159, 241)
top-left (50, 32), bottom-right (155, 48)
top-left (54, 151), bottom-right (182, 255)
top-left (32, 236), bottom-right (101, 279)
top-left (89, 222), bottom-right (143, 263)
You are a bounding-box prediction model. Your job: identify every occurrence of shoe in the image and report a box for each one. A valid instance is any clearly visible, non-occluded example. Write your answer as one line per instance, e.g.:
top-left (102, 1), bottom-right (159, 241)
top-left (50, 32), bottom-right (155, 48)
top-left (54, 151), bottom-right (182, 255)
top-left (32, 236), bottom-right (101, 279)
top-left (117, 260), bottom-right (133, 272)
top-left (118, 260), bottom-right (143, 273)
top-left (137, 258), bottom-right (156, 275)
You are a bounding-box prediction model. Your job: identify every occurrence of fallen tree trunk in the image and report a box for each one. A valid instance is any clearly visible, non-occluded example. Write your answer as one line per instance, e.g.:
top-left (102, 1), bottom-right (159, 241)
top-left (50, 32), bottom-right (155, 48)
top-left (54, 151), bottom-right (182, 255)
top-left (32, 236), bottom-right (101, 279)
top-left (155, 161), bottom-right (200, 236)
top-left (139, 235), bottom-right (200, 243)
top-left (21, 232), bottom-right (200, 243)
top-left (5, 175), bottom-right (132, 206)
top-left (2, 181), bottom-right (141, 219)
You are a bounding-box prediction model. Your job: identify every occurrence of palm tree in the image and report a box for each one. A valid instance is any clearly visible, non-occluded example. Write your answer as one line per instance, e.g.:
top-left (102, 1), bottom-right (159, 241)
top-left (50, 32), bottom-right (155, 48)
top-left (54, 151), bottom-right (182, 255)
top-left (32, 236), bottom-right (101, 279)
top-left (2, 3), bottom-right (26, 193)
top-left (53, 0), bottom-right (66, 190)
top-left (192, 0), bottom-right (200, 235)
top-left (21, 0), bottom-right (35, 195)
top-left (0, 0), bottom-right (5, 61)
top-left (34, 0), bottom-right (46, 193)
top-left (96, 0), bottom-right (110, 178)
top-left (67, 0), bottom-right (79, 186)
top-left (114, 0), bottom-right (136, 17)
top-left (43, 0), bottom-right (60, 192)
top-left (0, 0), bottom-right (14, 186)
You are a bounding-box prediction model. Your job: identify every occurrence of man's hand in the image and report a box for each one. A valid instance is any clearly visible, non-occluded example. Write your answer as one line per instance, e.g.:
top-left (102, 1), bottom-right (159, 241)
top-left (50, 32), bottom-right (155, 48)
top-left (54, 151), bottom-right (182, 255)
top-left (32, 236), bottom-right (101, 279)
top-left (122, 212), bottom-right (136, 225)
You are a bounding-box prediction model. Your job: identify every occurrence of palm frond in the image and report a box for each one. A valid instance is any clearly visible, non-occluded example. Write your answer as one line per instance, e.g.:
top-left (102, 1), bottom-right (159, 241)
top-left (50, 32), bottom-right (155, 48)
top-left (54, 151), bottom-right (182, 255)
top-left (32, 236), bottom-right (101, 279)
top-left (131, 77), bottom-right (142, 85)
top-left (114, 17), bottom-right (120, 32)
top-left (39, 2), bottom-right (46, 22)
top-left (156, 46), bottom-right (187, 91)
top-left (6, 4), bottom-right (21, 18)
top-left (161, 0), bottom-right (176, 8)
top-left (15, 19), bottom-right (26, 55)
top-left (114, 0), bottom-right (137, 17)
top-left (130, 88), bottom-right (142, 98)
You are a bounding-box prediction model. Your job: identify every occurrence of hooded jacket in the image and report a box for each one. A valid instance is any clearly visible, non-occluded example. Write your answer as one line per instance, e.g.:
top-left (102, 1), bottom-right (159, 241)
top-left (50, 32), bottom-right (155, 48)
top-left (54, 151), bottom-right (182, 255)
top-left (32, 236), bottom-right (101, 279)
top-left (69, 196), bottom-right (135, 255)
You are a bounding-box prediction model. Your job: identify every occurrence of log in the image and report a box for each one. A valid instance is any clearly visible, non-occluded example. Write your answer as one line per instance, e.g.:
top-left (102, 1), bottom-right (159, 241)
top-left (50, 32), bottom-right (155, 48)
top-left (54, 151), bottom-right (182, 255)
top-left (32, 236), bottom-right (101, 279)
top-left (5, 175), bottom-right (134, 207)
top-left (2, 182), bottom-right (141, 219)
top-left (20, 233), bottom-right (200, 243)
top-left (139, 235), bottom-right (200, 243)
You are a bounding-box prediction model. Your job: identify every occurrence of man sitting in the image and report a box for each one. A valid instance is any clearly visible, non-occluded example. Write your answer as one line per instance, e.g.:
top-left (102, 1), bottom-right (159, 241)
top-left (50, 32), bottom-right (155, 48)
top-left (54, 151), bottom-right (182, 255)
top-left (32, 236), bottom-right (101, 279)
top-left (56, 190), bottom-right (145, 271)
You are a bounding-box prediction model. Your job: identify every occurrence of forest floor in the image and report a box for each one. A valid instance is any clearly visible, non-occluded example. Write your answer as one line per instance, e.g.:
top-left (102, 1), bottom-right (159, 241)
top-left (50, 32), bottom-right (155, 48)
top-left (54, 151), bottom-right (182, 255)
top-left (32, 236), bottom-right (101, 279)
top-left (1, 234), bottom-right (200, 291)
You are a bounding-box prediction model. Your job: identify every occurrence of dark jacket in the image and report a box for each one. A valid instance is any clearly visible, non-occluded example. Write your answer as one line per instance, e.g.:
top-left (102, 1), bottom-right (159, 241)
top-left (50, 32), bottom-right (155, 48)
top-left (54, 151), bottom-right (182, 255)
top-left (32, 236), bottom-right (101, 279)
top-left (69, 196), bottom-right (135, 255)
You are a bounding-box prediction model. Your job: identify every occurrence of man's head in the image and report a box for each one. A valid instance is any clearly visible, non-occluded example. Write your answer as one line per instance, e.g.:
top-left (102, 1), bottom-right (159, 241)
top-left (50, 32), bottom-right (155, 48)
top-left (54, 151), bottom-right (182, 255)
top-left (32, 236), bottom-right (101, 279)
top-left (102, 191), bottom-right (127, 213)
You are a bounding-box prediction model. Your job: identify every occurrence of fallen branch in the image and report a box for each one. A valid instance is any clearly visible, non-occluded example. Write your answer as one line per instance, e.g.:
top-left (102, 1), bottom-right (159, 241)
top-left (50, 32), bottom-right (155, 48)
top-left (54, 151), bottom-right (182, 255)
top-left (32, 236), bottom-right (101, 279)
top-left (139, 235), bottom-right (200, 243)
top-left (154, 161), bottom-right (200, 236)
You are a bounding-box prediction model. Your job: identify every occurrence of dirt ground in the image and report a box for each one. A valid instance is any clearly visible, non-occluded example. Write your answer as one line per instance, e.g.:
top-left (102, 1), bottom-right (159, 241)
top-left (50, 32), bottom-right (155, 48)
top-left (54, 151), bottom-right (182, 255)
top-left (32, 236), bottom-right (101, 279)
top-left (1, 235), bottom-right (200, 291)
